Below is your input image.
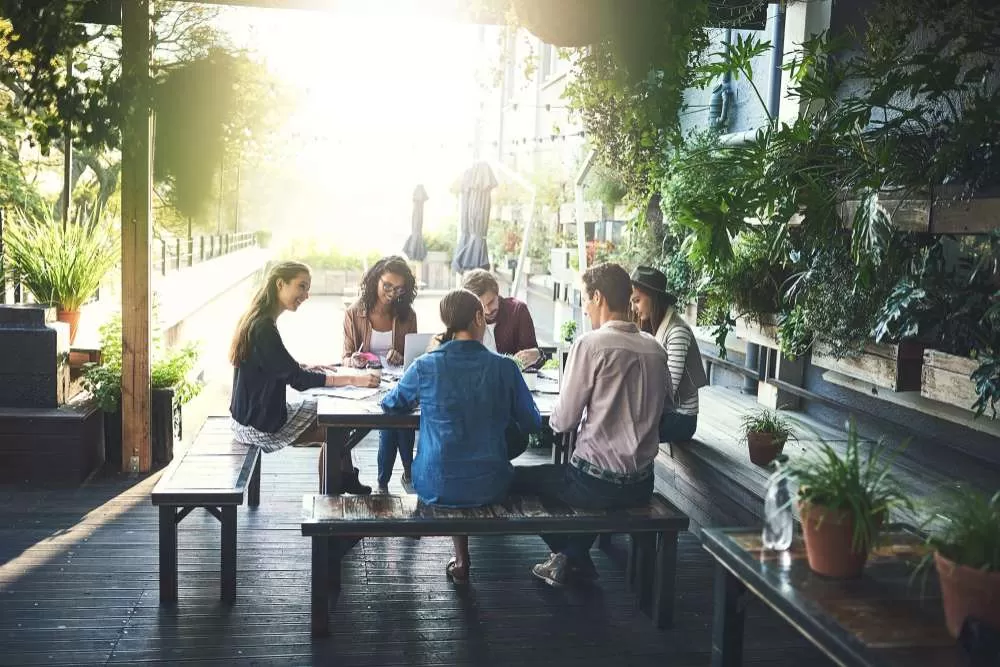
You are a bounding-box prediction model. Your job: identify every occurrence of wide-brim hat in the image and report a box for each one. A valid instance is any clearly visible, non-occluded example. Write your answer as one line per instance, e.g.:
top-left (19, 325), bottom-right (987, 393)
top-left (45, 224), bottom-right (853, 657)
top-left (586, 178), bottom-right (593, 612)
top-left (630, 265), bottom-right (677, 305)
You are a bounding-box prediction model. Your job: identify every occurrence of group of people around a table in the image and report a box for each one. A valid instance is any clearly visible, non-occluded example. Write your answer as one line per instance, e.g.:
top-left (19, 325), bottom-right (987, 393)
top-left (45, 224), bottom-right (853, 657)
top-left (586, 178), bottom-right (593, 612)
top-left (228, 255), bottom-right (706, 587)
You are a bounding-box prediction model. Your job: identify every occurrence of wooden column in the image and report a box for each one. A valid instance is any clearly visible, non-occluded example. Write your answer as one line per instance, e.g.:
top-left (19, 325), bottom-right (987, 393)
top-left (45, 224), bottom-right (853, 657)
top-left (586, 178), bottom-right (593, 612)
top-left (120, 0), bottom-right (153, 472)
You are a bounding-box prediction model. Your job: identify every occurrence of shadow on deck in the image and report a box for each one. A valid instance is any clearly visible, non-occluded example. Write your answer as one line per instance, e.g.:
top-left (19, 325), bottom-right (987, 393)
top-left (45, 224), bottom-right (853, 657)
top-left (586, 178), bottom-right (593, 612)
top-left (0, 435), bottom-right (833, 666)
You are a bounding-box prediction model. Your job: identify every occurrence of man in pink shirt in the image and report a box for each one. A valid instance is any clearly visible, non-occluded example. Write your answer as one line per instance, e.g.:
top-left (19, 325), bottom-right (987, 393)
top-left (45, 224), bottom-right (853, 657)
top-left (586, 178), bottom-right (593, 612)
top-left (512, 263), bottom-right (672, 587)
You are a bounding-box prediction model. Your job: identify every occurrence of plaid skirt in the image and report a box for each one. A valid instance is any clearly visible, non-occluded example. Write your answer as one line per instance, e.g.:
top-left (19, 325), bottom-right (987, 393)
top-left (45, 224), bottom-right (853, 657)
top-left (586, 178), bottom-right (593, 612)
top-left (230, 397), bottom-right (318, 453)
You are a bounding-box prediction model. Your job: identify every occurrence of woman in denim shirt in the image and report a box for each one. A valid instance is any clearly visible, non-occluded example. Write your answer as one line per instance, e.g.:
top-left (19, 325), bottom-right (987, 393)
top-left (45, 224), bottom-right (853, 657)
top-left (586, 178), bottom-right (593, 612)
top-left (381, 289), bottom-right (541, 583)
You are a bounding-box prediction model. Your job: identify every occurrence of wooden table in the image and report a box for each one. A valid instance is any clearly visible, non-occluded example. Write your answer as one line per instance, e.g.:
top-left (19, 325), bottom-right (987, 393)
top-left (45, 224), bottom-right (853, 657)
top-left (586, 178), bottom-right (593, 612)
top-left (316, 384), bottom-right (562, 494)
top-left (701, 528), bottom-right (967, 667)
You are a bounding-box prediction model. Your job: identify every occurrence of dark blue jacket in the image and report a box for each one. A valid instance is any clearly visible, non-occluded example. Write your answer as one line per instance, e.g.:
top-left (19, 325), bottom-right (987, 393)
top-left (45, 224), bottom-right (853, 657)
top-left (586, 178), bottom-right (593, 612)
top-left (381, 339), bottom-right (541, 506)
top-left (230, 319), bottom-right (325, 433)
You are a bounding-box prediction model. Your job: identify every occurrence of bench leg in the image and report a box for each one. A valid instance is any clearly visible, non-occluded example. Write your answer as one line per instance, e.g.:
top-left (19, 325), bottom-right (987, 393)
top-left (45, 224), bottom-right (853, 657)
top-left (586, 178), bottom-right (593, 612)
top-left (711, 563), bottom-right (747, 667)
top-left (598, 533), bottom-right (613, 550)
top-left (652, 532), bottom-right (678, 629)
top-left (158, 506), bottom-right (178, 606)
top-left (633, 533), bottom-right (656, 615)
top-left (248, 455), bottom-right (261, 508)
top-left (312, 536), bottom-right (331, 637)
top-left (221, 506), bottom-right (237, 604)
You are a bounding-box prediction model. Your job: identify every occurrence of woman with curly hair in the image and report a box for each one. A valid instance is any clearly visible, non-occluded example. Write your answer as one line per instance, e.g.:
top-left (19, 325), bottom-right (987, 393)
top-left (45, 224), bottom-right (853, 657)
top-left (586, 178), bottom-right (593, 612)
top-left (343, 255), bottom-right (419, 491)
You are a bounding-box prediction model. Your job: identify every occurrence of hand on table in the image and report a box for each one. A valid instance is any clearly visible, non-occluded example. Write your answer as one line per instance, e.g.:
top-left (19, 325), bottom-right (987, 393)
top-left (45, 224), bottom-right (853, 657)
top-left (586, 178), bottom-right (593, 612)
top-left (347, 353), bottom-right (367, 369)
top-left (352, 370), bottom-right (381, 388)
top-left (386, 349), bottom-right (403, 367)
top-left (514, 348), bottom-right (541, 368)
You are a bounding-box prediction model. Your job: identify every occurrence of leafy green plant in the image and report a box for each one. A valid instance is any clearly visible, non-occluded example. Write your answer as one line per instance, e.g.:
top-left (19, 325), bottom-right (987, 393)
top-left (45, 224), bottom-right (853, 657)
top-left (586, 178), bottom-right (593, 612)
top-left (2, 207), bottom-right (118, 311)
top-left (81, 312), bottom-right (203, 412)
top-left (560, 320), bottom-right (577, 344)
top-left (921, 487), bottom-right (1000, 573)
top-left (739, 408), bottom-right (796, 442)
top-left (786, 418), bottom-right (913, 552)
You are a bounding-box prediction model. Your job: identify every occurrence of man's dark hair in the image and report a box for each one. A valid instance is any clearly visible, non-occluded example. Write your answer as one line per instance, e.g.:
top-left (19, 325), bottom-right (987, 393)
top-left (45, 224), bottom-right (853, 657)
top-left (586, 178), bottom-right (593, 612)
top-left (582, 263), bottom-right (632, 313)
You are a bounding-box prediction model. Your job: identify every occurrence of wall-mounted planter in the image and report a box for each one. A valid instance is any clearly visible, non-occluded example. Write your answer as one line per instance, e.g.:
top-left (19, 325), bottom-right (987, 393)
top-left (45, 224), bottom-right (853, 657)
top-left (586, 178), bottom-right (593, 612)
top-left (735, 315), bottom-right (779, 349)
top-left (811, 341), bottom-right (925, 392)
top-left (920, 349), bottom-right (979, 413)
top-left (838, 187), bottom-right (1000, 235)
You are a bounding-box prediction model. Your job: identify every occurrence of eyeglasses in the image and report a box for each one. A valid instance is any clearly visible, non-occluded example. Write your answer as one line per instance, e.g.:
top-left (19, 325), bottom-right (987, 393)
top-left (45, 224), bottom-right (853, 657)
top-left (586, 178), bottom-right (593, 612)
top-left (381, 280), bottom-right (405, 295)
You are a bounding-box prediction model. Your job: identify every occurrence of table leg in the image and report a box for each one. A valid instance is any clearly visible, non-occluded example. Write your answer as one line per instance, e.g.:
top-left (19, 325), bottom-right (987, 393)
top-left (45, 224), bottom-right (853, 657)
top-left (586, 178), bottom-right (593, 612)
top-left (634, 533), bottom-right (656, 615)
top-left (711, 563), bottom-right (747, 667)
top-left (158, 506), bottom-right (178, 605)
top-left (221, 505), bottom-right (237, 604)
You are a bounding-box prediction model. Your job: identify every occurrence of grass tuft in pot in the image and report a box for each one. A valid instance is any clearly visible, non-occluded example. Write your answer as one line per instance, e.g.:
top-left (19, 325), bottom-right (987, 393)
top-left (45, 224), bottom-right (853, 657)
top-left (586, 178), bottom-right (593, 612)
top-left (787, 418), bottom-right (912, 578)
top-left (740, 408), bottom-right (796, 467)
top-left (920, 487), bottom-right (1000, 638)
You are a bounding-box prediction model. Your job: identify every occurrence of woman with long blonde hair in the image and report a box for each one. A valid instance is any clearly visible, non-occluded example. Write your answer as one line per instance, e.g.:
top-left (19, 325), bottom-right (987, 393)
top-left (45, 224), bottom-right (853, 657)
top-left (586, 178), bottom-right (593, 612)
top-left (230, 261), bottom-right (378, 494)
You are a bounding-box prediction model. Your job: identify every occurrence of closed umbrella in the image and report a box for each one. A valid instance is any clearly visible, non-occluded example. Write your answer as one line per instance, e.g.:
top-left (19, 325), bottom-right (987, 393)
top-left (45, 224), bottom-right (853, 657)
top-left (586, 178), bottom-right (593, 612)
top-left (402, 184), bottom-right (428, 261)
top-left (452, 162), bottom-right (497, 273)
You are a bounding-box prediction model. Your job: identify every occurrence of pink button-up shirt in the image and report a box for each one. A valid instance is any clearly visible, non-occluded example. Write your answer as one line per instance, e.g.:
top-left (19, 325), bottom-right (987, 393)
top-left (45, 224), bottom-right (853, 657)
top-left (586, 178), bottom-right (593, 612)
top-left (550, 320), bottom-right (672, 475)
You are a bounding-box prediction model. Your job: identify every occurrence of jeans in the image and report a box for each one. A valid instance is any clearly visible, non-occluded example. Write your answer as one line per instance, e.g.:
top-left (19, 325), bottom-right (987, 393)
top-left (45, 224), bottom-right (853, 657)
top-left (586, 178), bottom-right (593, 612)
top-left (659, 412), bottom-right (697, 443)
top-left (511, 463), bottom-right (653, 567)
top-left (377, 429), bottom-right (415, 486)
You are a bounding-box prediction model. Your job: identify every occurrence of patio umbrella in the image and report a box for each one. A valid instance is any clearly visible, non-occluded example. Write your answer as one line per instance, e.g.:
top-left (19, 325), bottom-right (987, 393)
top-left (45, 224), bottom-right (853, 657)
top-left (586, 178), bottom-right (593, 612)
top-left (452, 162), bottom-right (497, 273)
top-left (402, 184), bottom-right (428, 261)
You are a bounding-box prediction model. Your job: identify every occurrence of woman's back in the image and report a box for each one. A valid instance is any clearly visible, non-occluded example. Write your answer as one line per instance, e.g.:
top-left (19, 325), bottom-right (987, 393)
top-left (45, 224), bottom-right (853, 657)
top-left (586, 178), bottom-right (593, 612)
top-left (381, 339), bottom-right (540, 506)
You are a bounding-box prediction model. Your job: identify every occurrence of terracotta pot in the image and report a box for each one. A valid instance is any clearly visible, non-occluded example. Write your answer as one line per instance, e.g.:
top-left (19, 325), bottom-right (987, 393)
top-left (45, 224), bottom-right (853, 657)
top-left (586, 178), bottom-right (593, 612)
top-left (799, 501), bottom-right (870, 578)
top-left (934, 551), bottom-right (1000, 638)
top-left (57, 309), bottom-right (81, 344)
top-left (747, 431), bottom-right (785, 466)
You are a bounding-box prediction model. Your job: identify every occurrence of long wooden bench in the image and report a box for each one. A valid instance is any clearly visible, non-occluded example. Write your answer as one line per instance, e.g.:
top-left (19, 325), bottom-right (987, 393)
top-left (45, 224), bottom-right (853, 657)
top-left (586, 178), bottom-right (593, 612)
top-left (151, 421), bottom-right (261, 605)
top-left (301, 491), bottom-right (690, 637)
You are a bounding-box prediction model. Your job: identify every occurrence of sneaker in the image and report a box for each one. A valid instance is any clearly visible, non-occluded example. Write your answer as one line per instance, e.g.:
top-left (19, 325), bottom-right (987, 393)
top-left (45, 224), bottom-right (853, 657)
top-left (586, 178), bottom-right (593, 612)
top-left (376, 484), bottom-right (390, 494)
top-left (531, 553), bottom-right (569, 588)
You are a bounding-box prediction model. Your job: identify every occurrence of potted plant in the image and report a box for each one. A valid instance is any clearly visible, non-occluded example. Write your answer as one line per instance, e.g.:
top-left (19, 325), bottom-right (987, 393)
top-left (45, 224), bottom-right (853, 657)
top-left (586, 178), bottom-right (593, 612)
top-left (921, 488), bottom-right (1000, 638)
top-left (786, 419), bottom-right (912, 578)
top-left (81, 312), bottom-right (202, 468)
top-left (560, 320), bottom-right (578, 345)
top-left (2, 207), bottom-right (118, 343)
top-left (740, 408), bottom-right (796, 467)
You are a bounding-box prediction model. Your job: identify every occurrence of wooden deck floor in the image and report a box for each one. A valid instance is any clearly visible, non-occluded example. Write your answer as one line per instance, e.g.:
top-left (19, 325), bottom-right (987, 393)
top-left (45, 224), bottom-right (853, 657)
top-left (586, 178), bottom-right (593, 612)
top-left (0, 430), bottom-right (833, 666)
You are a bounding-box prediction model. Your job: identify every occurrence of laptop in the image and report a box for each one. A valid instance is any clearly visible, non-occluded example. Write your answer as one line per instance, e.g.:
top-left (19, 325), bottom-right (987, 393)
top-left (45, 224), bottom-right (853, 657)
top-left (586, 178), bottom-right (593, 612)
top-left (403, 333), bottom-right (435, 369)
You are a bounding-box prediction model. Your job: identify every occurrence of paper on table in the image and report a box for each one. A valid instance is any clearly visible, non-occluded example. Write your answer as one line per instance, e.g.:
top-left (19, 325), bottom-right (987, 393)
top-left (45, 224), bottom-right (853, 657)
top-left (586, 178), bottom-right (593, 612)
top-left (302, 386), bottom-right (380, 400)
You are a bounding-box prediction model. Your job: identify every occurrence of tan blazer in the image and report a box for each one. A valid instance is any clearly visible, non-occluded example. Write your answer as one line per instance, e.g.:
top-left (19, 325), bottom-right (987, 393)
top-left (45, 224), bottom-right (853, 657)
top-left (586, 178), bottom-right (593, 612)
top-left (342, 302), bottom-right (417, 360)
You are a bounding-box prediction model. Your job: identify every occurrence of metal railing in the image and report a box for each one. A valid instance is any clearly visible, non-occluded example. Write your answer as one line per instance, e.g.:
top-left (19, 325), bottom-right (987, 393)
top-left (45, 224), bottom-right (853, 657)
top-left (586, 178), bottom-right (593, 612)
top-left (152, 231), bottom-right (258, 277)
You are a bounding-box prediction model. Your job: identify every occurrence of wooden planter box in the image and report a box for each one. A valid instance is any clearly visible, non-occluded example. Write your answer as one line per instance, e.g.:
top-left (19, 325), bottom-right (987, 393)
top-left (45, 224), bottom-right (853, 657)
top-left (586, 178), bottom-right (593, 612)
top-left (811, 341), bottom-right (925, 392)
top-left (735, 316), bottom-right (779, 349)
top-left (0, 397), bottom-right (104, 486)
top-left (104, 388), bottom-right (178, 470)
top-left (921, 350), bottom-right (980, 413)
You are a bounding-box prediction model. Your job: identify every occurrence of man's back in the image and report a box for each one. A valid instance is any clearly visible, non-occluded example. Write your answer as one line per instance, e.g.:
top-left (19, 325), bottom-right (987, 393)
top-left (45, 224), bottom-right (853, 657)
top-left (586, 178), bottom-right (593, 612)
top-left (550, 321), bottom-right (671, 475)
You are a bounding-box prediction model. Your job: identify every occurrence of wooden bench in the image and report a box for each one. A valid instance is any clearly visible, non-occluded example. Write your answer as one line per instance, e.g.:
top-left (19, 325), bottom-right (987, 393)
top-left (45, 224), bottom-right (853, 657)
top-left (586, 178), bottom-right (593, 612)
top-left (151, 421), bottom-right (261, 605)
top-left (301, 491), bottom-right (690, 637)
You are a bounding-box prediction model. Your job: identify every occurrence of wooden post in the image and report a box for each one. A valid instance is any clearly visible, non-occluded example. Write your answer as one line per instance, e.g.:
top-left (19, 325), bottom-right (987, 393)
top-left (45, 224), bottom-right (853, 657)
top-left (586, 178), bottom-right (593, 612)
top-left (120, 0), bottom-right (153, 473)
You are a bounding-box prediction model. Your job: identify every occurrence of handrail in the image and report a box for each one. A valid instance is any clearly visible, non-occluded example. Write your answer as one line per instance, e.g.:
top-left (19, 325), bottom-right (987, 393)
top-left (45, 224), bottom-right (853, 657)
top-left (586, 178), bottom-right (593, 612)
top-left (152, 231), bottom-right (258, 276)
top-left (702, 351), bottom-right (760, 381)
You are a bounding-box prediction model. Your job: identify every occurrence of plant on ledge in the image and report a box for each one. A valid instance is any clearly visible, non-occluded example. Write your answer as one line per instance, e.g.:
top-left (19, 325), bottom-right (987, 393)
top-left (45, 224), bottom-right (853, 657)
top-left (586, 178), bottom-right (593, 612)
top-left (2, 206), bottom-right (118, 342)
top-left (739, 408), bottom-right (796, 467)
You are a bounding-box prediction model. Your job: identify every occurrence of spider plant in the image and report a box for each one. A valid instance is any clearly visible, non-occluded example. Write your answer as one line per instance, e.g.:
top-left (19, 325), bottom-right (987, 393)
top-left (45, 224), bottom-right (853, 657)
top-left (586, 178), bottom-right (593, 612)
top-left (739, 408), bottom-right (796, 442)
top-left (786, 417), bottom-right (912, 553)
top-left (2, 206), bottom-right (118, 312)
top-left (922, 487), bottom-right (1000, 573)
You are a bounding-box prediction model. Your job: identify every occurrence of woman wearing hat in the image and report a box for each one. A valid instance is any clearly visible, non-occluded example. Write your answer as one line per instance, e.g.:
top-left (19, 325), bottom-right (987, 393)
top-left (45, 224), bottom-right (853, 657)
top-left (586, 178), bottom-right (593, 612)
top-left (630, 266), bottom-right (708, 442)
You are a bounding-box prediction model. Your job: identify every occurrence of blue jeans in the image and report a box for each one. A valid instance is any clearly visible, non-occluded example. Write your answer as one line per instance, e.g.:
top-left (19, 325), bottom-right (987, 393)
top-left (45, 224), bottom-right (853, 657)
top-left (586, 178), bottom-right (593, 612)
top-left (659, 412), bottom-right (697, 443)
top-left (510, 463), bottom-right (653, 567)
top-left (377, 429), bottom-right (415, 486)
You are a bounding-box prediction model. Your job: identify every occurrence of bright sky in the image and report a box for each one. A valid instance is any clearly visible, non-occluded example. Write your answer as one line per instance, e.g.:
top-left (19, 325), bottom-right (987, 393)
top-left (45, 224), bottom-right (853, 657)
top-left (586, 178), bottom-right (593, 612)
top-left (214, 5), bottom-right (492, 251)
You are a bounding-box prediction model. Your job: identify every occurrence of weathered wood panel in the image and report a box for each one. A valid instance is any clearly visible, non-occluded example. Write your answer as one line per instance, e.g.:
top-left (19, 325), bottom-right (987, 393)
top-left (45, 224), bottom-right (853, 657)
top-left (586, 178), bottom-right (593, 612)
top-left (811, 342), bottom-right (924, 392)
top-left (920, 349), bottom-right (979, 413)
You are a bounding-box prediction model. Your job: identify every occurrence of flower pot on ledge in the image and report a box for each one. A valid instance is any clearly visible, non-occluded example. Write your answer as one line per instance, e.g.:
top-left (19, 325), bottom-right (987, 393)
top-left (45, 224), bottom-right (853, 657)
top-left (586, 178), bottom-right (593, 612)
top-left (747, 431), bottom-right (786, 467)
top-left (934, 551), bottom-right (1000, 639)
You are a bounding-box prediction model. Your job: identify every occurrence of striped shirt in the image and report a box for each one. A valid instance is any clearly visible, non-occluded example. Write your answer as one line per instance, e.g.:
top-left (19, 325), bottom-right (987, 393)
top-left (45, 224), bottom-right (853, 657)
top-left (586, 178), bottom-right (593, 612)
top-left (658, 313), bottom-right (699, 416)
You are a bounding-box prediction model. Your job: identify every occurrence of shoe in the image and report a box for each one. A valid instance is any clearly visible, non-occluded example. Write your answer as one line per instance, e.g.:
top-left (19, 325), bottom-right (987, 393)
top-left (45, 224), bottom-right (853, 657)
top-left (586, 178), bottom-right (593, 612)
top-left (531, 553), bottom-right (569, 588)
top-left (376, 484), bottom-right (389, 494)
top-left (341, 467), bottom-right (372, 495)
top-left (446, 557), bottom-right (470, 585)
top-left (401, 467), bottom-right (412, 485)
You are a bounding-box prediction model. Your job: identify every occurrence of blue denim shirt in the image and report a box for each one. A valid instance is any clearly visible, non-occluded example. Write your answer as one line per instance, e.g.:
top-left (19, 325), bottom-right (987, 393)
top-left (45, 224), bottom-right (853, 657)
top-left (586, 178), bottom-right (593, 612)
top-left (380, 339), bottom-right (542, 507)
